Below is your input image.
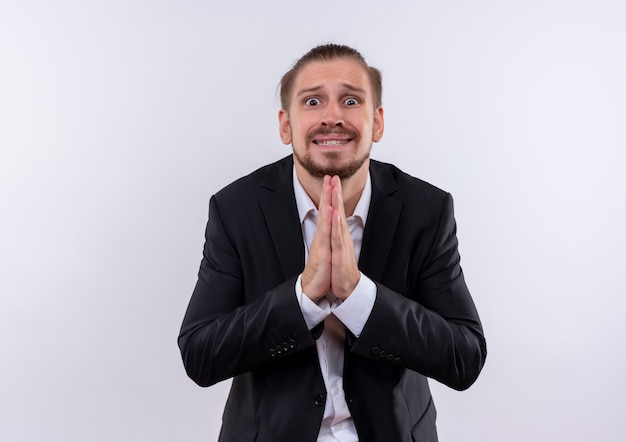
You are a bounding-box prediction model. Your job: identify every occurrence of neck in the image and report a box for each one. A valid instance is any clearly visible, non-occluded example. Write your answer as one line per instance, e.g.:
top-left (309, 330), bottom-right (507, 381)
top-left (294, 157), bottom-right (369, 217)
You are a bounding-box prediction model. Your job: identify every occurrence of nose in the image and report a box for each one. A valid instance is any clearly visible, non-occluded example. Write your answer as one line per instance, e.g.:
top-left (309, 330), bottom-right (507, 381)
top-left (321, 100), bottom-right (344, 127)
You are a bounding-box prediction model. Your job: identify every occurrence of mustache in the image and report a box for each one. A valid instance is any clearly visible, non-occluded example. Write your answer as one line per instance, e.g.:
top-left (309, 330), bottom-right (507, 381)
top-left (306, 127), bottom-right (359, 143)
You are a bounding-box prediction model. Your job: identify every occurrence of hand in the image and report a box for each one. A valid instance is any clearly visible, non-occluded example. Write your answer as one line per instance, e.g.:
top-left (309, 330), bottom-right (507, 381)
top-left (329, 176), bottom-right (360, 299)
top-left (301, 176), bottom-right (360, 301)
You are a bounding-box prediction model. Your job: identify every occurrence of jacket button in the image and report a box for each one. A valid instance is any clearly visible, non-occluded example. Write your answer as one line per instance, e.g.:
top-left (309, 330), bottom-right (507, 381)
top-left (371, 347), bottom-right (380, 355)
top-left (393, 357), bottom-right (402, 366)
top-left (378, 350), bottom-right (387, 359)
top-left (269, 349), bottom-right (276, 358)
top-left (386, 354), bottom-right (395, 362)
top-left (282, 342), bottom-right (289, 352)
top-left (313, 394), bottom-right (325, 406)
top-left (289, 338), bottom-right (297, 349)
top-left (275, 345), bottom-right (283, 355)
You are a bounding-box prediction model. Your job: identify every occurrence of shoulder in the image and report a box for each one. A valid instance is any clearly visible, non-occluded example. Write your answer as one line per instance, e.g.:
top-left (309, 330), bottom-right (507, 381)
top-left (370, 159), bottom-right (450, 204)
top-left (213, 155), bottom-right (293, 202)
top-left (369, 159), bottom-right (457, 236)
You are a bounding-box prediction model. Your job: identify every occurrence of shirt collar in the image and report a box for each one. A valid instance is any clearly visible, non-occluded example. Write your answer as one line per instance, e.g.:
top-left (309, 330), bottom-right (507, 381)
top-left (293, 165), bottom-right (372, 225)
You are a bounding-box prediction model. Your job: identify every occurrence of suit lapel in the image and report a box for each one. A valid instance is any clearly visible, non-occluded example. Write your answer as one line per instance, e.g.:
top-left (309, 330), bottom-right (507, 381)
top-left (359, 161), bottom-right (403, 282)
top-left (259, 156), bottom-right (306, 280)
top-left (257, 157), bottom-right (402, 283)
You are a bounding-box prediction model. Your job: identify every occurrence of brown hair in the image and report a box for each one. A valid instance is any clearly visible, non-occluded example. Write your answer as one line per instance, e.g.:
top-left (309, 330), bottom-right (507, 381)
top-left (279, 43), bottom-right (382, 110)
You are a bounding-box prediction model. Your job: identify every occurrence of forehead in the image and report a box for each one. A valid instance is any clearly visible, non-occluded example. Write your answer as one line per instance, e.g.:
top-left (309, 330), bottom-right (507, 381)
top-left (292, 58), bottom-right (371, 97)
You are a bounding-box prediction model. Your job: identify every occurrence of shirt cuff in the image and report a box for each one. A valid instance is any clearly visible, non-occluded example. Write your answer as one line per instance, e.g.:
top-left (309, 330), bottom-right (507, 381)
top-left (295, 274), bottom-right (331, 330)
top-left (331, 272), bottom-right (376, 337)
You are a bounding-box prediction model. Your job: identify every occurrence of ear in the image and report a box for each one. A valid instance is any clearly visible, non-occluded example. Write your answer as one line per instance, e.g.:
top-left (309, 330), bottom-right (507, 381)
top-left (278, 109), bottom-right (292, 145)
top-left (372, 106), bottom-right (384, 142)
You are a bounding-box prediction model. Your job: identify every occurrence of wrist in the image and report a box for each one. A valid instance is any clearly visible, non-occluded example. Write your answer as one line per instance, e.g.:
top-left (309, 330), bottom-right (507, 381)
top-left (333, 271), bottom-right (361, 300)
top-left (301, 281), bottom-right (328, 302)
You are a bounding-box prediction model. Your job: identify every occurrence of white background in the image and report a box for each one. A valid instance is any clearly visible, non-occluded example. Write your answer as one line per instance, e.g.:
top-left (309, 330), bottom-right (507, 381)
top-left (1, 1), bottom-right (625, 440)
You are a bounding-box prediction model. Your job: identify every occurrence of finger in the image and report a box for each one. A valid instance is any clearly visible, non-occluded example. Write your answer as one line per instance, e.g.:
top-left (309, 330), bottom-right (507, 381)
top-left (330, 208), bottom-right (343, 249)
top-left (330, 175), bottom-right (346, 220)
top-left (315, 177), bottom-right (333, 242)
top-left (331, 208), bottom-right (353, 262)
top-left (319, 175), bottom-right (332, 210)
top-left (302, 177), bottom-right (336, 301)
top-left (317, 204), bottom-right (333, 243)
top-left (330, 177), bottom-right (352, 248)
top-left (330, 207), bottom-right (360, 299)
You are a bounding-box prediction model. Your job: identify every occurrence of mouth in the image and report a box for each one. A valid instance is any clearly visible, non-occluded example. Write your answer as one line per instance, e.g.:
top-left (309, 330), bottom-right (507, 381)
top-left (307, 127), bottom-right (359, 149)
top-left (312, 139), bottom-right (352, 147)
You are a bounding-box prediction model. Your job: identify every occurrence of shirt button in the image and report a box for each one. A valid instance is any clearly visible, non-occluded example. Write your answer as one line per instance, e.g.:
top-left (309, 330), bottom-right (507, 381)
top-left (313, 393), bottom-right (325, 406)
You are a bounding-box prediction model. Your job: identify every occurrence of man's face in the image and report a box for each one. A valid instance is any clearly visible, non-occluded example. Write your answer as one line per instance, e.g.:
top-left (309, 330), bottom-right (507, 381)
top-left (279, 58), bottom-right (384, 180)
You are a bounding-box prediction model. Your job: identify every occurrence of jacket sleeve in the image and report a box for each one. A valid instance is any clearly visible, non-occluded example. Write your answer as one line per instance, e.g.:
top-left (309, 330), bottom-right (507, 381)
top-left (350, 193), bottom-right (487, 391)
top-left (177, 195), bottom-right (315, 387)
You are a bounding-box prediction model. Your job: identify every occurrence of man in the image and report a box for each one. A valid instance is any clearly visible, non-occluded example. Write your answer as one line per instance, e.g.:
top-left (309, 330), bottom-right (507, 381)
top-left (179, 44), bottom-right (486, 441)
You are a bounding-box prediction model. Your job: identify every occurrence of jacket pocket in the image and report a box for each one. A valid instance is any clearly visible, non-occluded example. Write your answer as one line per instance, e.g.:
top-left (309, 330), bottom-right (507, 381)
top-left (219, 406), bottom-right (258, 442)
top-left (410, 397), bottom-right (438, 442)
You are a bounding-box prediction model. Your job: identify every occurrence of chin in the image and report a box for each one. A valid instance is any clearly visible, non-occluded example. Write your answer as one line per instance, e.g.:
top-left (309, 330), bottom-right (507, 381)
top-left (295, 151), bottom-right (369, 180)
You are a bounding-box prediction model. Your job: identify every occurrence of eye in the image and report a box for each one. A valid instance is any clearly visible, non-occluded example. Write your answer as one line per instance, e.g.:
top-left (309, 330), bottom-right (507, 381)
top-left (344, 97), bottom-right (359, 106)
top-left (305, 97), bottom-right (320, 106)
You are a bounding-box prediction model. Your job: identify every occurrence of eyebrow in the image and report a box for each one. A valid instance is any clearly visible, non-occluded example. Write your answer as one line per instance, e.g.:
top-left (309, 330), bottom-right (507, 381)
top-left (295, 83), bottom-right (367, 98)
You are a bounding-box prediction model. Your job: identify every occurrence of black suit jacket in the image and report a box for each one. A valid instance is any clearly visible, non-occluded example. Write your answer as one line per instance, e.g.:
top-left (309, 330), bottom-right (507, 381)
top-left (179, 155), bottom-right (486, 441)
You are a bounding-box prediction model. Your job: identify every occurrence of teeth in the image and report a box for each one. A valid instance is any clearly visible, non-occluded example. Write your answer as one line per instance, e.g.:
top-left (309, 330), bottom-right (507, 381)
top-left (315, 140), bottom-right (349, 146)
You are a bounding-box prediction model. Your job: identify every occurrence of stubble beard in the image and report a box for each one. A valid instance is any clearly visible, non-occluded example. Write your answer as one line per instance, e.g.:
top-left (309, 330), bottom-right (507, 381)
top-left (293, 148), bottom-right (370, 180)
top-left (294, 126), bottom-right (371, 180)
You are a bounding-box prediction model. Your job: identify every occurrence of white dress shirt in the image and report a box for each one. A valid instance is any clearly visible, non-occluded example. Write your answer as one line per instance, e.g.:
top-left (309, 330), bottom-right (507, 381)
top-left (292, 167), bottom-right (377, 442)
